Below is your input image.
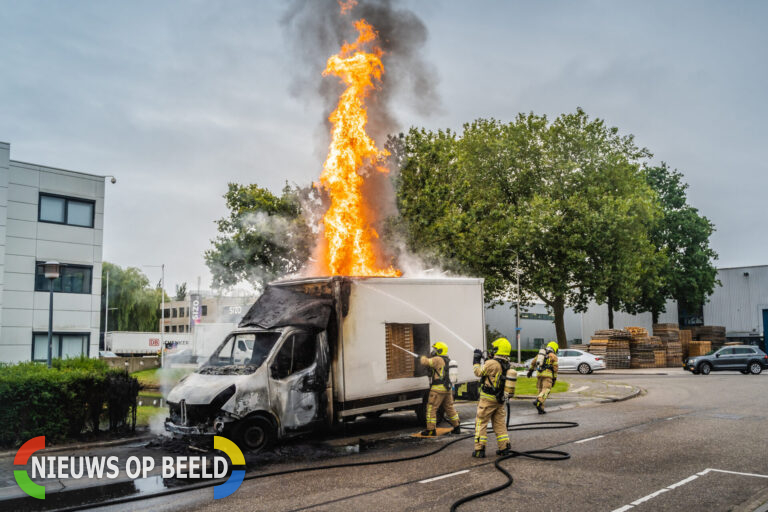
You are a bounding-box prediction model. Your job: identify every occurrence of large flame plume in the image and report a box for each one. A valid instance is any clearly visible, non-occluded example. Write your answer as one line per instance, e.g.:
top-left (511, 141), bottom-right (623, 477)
top-left (318, 12), bottom-right (401, 277)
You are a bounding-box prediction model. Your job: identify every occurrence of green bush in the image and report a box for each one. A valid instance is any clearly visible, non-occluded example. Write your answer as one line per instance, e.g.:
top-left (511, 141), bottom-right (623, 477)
top-left (0, 357), bottom-right (140, 447)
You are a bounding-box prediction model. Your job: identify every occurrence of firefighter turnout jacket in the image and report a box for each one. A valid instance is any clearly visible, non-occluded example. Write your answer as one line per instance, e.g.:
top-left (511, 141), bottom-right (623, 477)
top-left (420, 355), bottom-right (452, 392)
top-left (529, 349), bottom-right (558, 379)
top-left (473, 356), bottom-right (511, 403)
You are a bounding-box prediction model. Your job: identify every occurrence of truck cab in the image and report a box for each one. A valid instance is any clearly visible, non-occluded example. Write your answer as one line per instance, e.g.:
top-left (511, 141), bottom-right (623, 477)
top-left (165, 326), bottom-right (331, 452)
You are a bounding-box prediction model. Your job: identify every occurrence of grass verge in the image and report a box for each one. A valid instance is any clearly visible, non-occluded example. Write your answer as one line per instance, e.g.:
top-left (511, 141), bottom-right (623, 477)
top-left (131, 367), bottom-right (194, 390)
top-left (514, 376), bottom-right (569, 396)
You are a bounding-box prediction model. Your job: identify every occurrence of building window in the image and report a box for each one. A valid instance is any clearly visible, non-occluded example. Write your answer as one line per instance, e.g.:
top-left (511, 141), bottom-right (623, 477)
top-left (34, 262), bottom-right (92, 294)
top-left (179, 308), bottom-right (185, 318)
top-left (171, 326), bottom-right (177, 333)
top-left (165, 325), bottom-right (170, 333)
top-left (32, 333), bottom-right (90, 361)
top-left (172, 308), bottom-right (177, 318)
top-left (384, 323), bottom-right (430, 380)
top-left (163, 308), bottom-right (170, 318)
top-left (202, 305), bottom-right (208, 316)
top-left (38, 193), bottom-right (95, 228)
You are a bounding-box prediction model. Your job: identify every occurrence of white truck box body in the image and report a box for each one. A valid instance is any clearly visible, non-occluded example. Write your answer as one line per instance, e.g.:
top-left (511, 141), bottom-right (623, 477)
top-left (335, 277), bottom-right (485, 401)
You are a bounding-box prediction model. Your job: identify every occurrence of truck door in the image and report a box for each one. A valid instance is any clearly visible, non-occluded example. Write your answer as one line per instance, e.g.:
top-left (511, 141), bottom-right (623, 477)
top-left (269, 330), bottom-right (329, 431)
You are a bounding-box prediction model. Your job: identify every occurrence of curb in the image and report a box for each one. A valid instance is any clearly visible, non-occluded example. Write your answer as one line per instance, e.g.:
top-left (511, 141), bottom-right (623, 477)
top-left (0, 434), bottom-right (154, 458)
top-left (599, 386), bottom-right (643, 403)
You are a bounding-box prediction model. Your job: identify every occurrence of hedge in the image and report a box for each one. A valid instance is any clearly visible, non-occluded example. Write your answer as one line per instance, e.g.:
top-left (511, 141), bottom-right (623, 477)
top-left (0, 357), bottom-right (140, 447)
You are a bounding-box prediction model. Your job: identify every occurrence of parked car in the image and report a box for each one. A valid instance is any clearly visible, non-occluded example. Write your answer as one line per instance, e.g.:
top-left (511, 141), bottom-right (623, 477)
top-left (684, 345), bottom-right (768, 375)
top-left (522, 349), bottom-right (605, 374)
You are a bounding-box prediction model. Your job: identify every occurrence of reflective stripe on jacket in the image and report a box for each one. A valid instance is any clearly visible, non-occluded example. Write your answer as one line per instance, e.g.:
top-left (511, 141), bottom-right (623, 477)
top-left (420, 355), bottom-right (450, 391)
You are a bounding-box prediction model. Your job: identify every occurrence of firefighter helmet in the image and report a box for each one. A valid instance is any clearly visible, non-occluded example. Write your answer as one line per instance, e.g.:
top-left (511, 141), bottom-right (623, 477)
top-left (546, 341), bottom-right (559, 353)
top-left (491, 338), bottom-right (512, 357)
top-left (432, 342), bottom-right (448, 356)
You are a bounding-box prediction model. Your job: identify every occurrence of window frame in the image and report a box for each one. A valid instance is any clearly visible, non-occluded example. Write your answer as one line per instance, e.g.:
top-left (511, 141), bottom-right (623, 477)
top-left (34, 261), bottom-right (93, 294)
top-left (31, 332), bottom-right (91, 361)
top-left (38, 193), bottom-right (96, 228)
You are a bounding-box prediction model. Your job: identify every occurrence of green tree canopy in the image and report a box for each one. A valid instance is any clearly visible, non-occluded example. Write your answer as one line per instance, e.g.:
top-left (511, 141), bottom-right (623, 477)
top-left (394, 109), bottom-right (665, 345)
top-left (205, 183), bottom-right (312, 289)
top-left (101, 262), bottom-right (166, 332)
top-left (639, 163), bottom-right (719, 323)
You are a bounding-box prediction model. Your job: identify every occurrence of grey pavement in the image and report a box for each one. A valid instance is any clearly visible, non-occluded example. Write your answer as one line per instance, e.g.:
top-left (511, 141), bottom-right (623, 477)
top-left (9, 371), bottom-right (768, 511)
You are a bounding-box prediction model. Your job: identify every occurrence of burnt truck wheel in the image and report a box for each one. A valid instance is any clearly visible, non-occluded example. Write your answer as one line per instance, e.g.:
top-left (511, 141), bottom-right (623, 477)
top-left (233, 416), bottom-right (275, 453)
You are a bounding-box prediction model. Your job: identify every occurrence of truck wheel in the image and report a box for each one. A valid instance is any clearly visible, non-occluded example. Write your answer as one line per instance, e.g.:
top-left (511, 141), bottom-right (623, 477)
top-left (699, 362), bottom-right (711, 375)
top-left (233, 416), bottom-right (275, 453)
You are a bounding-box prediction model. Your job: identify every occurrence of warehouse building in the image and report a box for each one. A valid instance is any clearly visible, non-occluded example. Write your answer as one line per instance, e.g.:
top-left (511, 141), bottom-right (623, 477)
top-left (485, 302), bottom-right (582, 349)
top-left (0, 142), bottom-right (107, 363)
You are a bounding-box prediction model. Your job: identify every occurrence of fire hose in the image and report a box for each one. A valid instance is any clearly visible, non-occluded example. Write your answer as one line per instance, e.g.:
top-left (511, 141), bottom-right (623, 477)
top-left (54, 419), bottom-right (577, 512)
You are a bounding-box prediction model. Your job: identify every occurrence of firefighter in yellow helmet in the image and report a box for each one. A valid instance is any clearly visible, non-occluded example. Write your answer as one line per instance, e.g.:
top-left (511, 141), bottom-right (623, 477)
top-left (471, 337), bottom-right (516, 457)
top-left (527, 341), bottom-right (559, 414)
top-left (418, 342), bottom-right (460, 436)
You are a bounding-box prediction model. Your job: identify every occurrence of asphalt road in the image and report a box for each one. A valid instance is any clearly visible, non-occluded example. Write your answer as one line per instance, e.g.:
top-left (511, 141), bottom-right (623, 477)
top-left (95, 371), bottom-right (768, 512)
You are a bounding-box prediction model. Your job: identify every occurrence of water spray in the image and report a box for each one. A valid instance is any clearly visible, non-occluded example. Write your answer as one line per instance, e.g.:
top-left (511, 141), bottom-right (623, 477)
top-left (391, 343), bottom-right (419, 358)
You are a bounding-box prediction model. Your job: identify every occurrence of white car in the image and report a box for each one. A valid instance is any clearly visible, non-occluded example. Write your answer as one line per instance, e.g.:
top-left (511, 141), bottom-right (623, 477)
top-left (558, 349), bottom-right (605, 374)
top-left (522, 350), bottom-right (605, 375)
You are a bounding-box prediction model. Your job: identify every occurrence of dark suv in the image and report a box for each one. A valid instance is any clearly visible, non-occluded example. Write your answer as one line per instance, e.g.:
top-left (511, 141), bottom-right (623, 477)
top-left (684, 345), bottom-right (768, 375)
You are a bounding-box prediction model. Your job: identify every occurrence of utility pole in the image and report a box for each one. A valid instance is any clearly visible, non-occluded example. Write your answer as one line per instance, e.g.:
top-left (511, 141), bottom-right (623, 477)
top-left (515, 253), bottom-right (521, 364)
top-left (104, 270), bottom-right (109, 348)
top-left (161, 264), bottom-right (165, 369)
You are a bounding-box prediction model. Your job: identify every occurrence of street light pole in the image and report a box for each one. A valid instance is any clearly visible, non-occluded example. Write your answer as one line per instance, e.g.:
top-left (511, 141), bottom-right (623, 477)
top-left (144, 264), bottom-right (166, 368)
top-left (44, 261), bottom-right (60, 368)
top-left (515, 253), bottom-right (521, 364)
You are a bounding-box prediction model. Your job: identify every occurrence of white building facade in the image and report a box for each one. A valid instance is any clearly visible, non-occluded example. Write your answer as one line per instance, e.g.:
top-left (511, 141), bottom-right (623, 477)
top-left (0, 142), bottom-right (105, 363)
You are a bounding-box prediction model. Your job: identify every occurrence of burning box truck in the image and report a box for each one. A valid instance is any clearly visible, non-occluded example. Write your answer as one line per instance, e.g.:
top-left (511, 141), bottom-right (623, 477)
top-left (165, 276), bottom-right (486, 451)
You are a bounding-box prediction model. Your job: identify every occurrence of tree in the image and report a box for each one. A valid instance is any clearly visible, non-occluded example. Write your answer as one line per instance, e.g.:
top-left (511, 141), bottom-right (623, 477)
top-left (101, 262), bottom-right (166, 332)
top-left (205, 183), bottom-right (313, 289)
top-left (175, 282), bottom-right (188, 301)
top-left (639, 163), bottom-right (719, 323)
top-left (394, 109), bottom-right (662, 346)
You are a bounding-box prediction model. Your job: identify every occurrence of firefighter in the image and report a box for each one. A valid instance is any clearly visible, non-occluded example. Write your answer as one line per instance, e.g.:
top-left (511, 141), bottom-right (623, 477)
top-left (419, 342), bottom-right (461, 436)
top-left (471, 337), bottom-right (515, 458)
top-left (527, 341), bottom-right (559, 414)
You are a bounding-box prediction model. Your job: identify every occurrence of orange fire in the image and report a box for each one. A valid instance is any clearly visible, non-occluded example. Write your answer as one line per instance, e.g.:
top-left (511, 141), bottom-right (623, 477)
top-left (318, 16), bottom-right (401, 277)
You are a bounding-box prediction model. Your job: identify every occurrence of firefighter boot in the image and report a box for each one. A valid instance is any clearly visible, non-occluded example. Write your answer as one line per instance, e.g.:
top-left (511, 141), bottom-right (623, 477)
top-left (451, 425), bottom-right (462, 434)
top-left (534, 400), bottom-right (546, 415)
top-left (496, 446), bottom-right (512, 456)
top-left (420, 429), bottom-right (437, 437)
top-left (472, 448), bottom-right (486, 458)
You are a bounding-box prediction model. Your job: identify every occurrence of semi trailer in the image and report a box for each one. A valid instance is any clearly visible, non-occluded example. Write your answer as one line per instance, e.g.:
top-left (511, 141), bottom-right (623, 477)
top-left (165, 276), bottom-right (486, 451)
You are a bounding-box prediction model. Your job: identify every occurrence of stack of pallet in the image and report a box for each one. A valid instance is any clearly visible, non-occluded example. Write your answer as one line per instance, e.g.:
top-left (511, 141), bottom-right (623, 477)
top-left (654, 349), bottom-right (667, 367)
top-left (570, 344), bottom-right (590, 352)
top-left (679, 329), bottom-right (693, 359)
top-left (626, 327), bottom-right (657, 369)
top-left (689, 340), bottom-right (712, 357)
top-left (694, 326), bottom-right (726, 351)
top-left (724, 341), bottom-right (741, 346)
top-left (590, 330), bottom-right (631, 369)
top-left (653, 323), bottom-right (683, 367)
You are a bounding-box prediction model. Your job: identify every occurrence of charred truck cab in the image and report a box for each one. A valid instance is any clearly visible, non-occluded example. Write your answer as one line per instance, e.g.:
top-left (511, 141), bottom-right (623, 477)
top-left (165, 276), bottom-right (486, 452)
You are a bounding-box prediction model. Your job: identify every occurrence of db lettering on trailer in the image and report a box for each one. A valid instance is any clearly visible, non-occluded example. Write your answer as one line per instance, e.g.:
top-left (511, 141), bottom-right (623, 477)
top-left (149, 338), bottom-right (160, 347)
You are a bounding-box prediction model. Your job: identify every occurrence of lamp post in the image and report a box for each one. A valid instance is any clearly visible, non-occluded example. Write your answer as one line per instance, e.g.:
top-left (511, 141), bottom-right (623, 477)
top-left (44, 261), bottom-right (60, 368)
top-left (144, 264), bottom-right (165, 368)
top-left (505, 249), bottom-right (522, 364)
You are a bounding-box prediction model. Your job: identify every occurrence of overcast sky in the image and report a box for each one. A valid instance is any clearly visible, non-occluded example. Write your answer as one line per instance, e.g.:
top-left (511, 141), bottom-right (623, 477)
top-left (1, 1), bottom-right (766, 292)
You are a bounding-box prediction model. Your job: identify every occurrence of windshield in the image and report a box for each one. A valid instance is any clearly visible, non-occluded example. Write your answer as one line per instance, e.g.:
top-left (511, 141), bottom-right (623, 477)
top-left (199, 331), bottom-right (281, 375)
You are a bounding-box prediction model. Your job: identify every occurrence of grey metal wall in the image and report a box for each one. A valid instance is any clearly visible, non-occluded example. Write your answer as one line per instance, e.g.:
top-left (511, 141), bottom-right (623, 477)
top-left (703, 266), bottom-right (768, 336)
top-left (485, 302), bottom-right (582, 349)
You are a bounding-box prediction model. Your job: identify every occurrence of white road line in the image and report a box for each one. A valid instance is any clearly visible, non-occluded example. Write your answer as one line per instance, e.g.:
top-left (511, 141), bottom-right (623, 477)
top-left (574, 435), bottom-right (604, 444)
top-left (570, 386), bottom-right (588, 393)
top-left (611, 467), bottom-right (768, 511)
top-left (631, 488), bottom-right (669, 505)
top-left (419, 470), bottom-right (469, 483)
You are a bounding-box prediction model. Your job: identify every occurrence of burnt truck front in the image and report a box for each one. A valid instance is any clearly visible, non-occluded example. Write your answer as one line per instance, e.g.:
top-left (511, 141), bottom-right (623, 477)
top-left (165, 285), bottom-right (335, 452)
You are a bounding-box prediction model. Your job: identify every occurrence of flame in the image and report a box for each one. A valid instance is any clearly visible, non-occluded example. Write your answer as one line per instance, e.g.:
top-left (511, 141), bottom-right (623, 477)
top-left (318, 17), bottom-right (401, 277)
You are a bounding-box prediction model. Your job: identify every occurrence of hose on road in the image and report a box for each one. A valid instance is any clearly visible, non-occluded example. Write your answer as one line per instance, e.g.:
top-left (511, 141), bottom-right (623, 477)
top-left (450, 420), bottom-right (577, 512)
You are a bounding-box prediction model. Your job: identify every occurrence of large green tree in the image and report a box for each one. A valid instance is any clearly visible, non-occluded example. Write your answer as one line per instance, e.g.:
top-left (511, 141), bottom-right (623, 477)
top-left (394, 109), bottom-right (663, 345)
top-left (101, 262), bottom-right (166, 332)
top-left (639, 163), bottom-right (719, 323)
top-left (205, 183), bottom-right (312, 289)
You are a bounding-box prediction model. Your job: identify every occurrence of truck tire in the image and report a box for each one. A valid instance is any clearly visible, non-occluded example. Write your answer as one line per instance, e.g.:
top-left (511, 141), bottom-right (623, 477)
top-left (413, 403), bottom-right (426, 425)
top-left (233, 416), bottom-right (275, 453)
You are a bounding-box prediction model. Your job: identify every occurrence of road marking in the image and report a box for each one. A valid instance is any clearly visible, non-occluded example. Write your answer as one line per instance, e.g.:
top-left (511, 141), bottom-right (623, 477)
top-left (611, 467), bottom-right (768, 511)
top-left (419, 470), bottom-right (469, 483)
top-left (570, 386), bottom-right (588, 393)
top-left (574, 435), bottom-right (604, 444)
